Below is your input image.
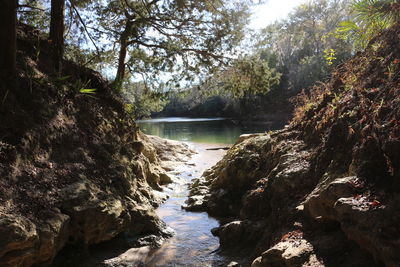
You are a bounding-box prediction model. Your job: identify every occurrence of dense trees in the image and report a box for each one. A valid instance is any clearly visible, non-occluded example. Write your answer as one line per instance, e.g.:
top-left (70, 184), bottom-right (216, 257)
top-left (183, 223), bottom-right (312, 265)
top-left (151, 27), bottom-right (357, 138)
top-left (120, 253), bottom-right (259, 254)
top-left (158, 0), bottom-right (357, 118)
top-left (0, 0), bottom-right (18, 76)
top-left (256, 0), bottom-right (353, 93)
top-left (204, 55), bottom-right (281, 98)
top-left (1, 0), bottom-right (397, 118)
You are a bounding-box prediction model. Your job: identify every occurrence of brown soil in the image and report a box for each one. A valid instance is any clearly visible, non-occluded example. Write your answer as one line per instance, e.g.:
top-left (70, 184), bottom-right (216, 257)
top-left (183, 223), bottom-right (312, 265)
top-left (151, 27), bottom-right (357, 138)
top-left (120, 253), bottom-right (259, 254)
top-left (0, 24), bottom-right (192, 267)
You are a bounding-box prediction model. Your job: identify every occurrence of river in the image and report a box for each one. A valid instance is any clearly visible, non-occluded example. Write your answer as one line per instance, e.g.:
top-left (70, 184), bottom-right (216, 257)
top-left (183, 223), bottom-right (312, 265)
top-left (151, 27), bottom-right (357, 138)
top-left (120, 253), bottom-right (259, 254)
top-left (136, 117), bottom-right (284, 266)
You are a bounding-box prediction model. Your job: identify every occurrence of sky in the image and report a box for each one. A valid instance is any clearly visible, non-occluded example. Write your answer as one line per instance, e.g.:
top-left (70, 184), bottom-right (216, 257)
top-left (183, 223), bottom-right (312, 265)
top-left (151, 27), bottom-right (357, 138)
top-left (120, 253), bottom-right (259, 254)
top-left (250, 0), bottom-right (307, 29)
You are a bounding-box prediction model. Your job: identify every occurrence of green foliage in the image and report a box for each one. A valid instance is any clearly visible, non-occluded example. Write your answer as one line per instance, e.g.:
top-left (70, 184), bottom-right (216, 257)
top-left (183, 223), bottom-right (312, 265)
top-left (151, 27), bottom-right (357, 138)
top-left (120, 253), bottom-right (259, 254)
top-left (207, 55), bottom-right (281, 98)
top-left (79, 88), bottom-right (97, 94)
top-left (336, 0), bottom-right (400, 49)
top-left (121, 81), bottom-right (168, 119)
top-left (82, 0), bottom-right (253, 88)
top-left (18, 0), bottom-right (50, 31)
top-left (324, 48), bottom-right (337, 65)
top-left (256, 0), bottom-right (353, 93)
top-left (72, 79), bottom-right (97, 95)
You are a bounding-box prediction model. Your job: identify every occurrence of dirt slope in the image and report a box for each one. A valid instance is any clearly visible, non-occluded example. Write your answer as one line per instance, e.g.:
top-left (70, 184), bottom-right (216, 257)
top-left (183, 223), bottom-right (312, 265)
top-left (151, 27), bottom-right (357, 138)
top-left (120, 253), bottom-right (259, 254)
top-left (0, 24), bottom-right (193, 266)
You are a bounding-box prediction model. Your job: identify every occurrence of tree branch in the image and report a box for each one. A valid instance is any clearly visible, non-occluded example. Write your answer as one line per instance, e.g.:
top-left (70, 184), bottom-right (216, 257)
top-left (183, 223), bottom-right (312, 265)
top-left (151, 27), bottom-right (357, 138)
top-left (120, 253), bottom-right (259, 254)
top-left (68, 0), bottom-right (101, 56)
top-left (17, 4), bottom-right (46, 12)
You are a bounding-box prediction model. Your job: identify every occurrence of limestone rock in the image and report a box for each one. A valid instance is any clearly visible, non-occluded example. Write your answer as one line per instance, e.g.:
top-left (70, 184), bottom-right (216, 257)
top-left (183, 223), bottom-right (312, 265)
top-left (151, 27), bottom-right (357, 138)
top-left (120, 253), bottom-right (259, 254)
top-left (0, 214), bottom-right (38, 267)
top-left (304, 176), bottom-right (358, 220)
top-left (236, 133), bottom-right (264, 144)
top-left (0, 210), bottom-right (70, 267)
top-left (218, 221), bottom-right (244, 247)
top-left (256, 239), bottom-right (315, 267)
top-left (334, 197), bottom-right (400, 267)
top-left (182, 195), bottom-right (206, 211)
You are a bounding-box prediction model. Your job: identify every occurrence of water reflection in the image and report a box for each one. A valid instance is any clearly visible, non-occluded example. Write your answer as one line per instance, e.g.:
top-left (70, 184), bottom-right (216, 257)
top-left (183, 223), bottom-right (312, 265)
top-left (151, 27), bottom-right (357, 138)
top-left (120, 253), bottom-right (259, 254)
top-left (137, 117), bottom-right (284, 144)
top-left (144, 144), bottom-right (228, 267)
top-left (135, 118), bottom-right (286, 266)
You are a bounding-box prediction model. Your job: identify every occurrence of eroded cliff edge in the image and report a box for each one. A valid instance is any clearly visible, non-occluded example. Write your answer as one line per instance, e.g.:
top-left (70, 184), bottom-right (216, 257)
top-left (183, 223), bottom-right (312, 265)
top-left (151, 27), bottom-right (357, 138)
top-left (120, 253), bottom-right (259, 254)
top-left (0, 25), bottom-right (194, 266)
top-left (186, 25), bottom-right (400, 266)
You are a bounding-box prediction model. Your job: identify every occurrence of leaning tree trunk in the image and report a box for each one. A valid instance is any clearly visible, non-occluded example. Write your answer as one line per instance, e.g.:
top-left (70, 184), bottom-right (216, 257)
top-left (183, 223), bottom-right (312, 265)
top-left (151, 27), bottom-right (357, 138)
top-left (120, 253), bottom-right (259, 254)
top-left (113, 20), bottom-right (133, 90)
top-left (0, 0), bottom-right (18, 76)
top-left (49, 0), bottom-right (65, 73)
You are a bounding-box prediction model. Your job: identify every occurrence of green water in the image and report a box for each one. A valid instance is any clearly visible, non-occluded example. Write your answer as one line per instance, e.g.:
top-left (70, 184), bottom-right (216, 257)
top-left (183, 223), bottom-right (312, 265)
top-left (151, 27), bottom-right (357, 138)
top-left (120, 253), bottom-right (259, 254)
top-left (137, 117), bottom-right (286, 144)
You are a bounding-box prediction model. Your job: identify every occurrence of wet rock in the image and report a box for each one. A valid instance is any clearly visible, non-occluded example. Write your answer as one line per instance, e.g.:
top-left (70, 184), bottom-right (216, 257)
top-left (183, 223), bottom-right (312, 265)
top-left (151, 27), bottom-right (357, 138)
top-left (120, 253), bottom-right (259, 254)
top-left (211, 227), bottom-right (220, 236)
top-left (182, 195), bottom-right (206, 211)
top-left (103, 246), bottom-right (151, 266)
top-left (129, 234), bottom-right (166, 248)
top-left (227, 261), bottom-right (241, 267)
top-left (218, 221), bottom-right (244, 247)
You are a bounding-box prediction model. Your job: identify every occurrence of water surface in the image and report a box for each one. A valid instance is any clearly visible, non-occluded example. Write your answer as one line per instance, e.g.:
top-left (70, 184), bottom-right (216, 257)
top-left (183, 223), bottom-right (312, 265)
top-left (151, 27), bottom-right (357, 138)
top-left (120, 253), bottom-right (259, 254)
top-left (138, 117), bottom-right (285, 144)
top-left (136, 117), bottom-right (285, 266)
top-left (145, 144), bottom-right (227, 266)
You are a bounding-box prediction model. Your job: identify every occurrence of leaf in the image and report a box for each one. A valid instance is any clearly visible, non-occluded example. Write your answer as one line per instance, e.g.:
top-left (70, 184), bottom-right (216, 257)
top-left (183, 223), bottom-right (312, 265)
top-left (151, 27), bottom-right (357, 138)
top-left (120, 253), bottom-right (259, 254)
top-left (79, 88), bottom-right (97, 94)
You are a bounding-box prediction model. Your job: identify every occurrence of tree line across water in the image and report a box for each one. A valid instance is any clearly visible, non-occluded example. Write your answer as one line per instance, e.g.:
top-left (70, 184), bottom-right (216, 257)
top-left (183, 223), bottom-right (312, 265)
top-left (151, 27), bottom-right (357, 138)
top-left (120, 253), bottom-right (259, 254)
top-left (0, 0), bottom-right (398, 118)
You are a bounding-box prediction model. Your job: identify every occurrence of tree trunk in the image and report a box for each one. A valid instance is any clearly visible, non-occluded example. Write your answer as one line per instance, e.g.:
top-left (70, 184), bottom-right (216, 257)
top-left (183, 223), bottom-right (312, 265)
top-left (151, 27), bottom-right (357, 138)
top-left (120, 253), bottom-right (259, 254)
top-left (49, 0), bottom-right (65, 73)
top-left (114, 41), bottom-right (128, 89)
top-left (0, 0), bottom-right (18, 76)
top-left (113, 20), bottom-right (133, 90)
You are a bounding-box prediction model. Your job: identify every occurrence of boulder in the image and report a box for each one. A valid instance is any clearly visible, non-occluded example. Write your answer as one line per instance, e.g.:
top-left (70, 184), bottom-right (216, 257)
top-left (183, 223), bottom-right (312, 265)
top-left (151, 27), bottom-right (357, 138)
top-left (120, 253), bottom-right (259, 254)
top-left (304, 176), bottom-right (358, 220)
top-left (218, 221), bottom-right (244, 247)
top-left (334, 197), bottom-right (400, 267)
top-left (253, 239), bottom-right (317, 267)
top-left (0, 211), bottom-right (70, 267)
top-left (182, 195), bottom-right (206, 211)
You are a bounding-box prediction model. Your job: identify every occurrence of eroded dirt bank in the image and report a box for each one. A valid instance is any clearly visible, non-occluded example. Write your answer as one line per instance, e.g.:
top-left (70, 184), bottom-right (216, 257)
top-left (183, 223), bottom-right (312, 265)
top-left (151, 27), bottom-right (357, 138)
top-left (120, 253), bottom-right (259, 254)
top-left (186, 25), bottom-right (400, 266)
top-left (0, 24), bottom-right (194, 266)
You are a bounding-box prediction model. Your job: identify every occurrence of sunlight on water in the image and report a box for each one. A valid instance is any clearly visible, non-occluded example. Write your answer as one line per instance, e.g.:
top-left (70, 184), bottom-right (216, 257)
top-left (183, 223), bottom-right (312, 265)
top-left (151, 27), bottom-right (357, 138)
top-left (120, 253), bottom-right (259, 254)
top-left (135, 118), bottom-right (286, 266)
top-left (144, 143), bottom-right (227, 267)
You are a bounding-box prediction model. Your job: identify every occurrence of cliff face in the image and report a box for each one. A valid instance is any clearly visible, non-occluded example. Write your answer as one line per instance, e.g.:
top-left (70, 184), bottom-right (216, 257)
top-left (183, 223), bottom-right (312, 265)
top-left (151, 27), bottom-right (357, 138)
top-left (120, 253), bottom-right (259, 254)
top-left (0, 25), bottom-right (193, 266)
top-left (186, 25), bottom-right (400, 266)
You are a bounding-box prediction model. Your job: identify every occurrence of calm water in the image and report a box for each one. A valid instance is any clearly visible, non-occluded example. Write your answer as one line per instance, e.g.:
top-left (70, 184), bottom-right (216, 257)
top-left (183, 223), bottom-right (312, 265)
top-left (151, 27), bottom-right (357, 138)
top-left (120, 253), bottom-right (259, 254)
top-left (135, 117), bottom-right (285, 266)
top-left (137, 117), bottom-right (285, 144)
top-left (145, 144), bottom-right (228, 266)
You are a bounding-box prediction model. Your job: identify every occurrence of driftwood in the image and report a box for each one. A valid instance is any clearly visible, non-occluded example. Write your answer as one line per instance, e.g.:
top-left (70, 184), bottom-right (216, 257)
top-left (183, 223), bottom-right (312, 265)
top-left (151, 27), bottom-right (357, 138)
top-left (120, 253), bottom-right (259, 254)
top-left (206, 147), bottom-right (230, 151)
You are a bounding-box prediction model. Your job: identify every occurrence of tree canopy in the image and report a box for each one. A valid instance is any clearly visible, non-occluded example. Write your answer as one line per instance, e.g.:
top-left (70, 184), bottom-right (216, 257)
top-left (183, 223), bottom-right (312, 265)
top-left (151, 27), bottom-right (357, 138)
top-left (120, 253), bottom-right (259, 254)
top-left (76, 0), bottom-right (252, 89)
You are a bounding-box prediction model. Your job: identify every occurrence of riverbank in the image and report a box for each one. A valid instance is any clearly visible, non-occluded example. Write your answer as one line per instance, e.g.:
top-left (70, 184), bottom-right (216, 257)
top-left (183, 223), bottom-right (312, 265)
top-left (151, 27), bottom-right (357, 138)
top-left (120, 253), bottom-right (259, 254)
top-left (0, 25), bottom-right (197, 266)
top-left (185, 25), bottom-right (400, 266)
top-left (100, 142), bottom-right (232, 266)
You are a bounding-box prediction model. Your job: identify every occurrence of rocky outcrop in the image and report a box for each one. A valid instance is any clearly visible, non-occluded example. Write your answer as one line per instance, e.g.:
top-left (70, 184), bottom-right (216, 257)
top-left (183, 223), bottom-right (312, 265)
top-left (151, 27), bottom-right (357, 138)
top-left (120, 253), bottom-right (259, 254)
top-left (186, 25), bottom-right (400, 267)
top-left (0, 25), bottom-right (195, 266)
top-left (0, 134), bottom-right (192, 267)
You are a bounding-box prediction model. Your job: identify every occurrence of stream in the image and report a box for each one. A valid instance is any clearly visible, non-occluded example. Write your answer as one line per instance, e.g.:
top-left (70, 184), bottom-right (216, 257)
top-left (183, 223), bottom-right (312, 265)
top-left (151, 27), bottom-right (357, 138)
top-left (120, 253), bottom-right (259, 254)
top-left (137, 118), bottom-right (284, 266)
top-left (83, 118), bottom-right (284, 266)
